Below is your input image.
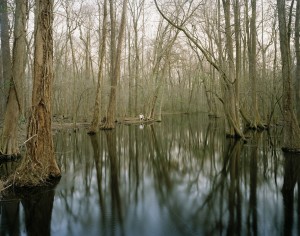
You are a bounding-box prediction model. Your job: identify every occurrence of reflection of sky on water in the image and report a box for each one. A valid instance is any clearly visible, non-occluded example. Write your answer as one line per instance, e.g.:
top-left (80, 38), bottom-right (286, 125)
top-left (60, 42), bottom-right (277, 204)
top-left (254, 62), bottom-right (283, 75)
top-left (1, 114), bottom-right (298, 236)
top-left (48, 114), bottom-right (289, 236)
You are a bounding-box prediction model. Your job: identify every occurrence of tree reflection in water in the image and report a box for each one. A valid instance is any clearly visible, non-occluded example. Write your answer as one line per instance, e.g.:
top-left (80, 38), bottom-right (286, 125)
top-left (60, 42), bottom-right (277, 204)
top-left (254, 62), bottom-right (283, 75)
top-left (0, 184), bottom-right (57, 236)
top-left (0, 161), bottom-right (20, 236)
top-left (282, 152), bottom-right (300, 236)
top-left (2, 114), bottom-right (299, 235)
top-left (21, 186), bottom-right (57, 236)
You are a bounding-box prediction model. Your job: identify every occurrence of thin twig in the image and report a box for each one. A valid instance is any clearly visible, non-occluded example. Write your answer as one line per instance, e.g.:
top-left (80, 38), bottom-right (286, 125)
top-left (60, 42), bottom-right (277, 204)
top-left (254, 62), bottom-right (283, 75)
top-left (0, 184), bottom-right (12, 192)
top-left (22, 134), bottom-right (38, 146)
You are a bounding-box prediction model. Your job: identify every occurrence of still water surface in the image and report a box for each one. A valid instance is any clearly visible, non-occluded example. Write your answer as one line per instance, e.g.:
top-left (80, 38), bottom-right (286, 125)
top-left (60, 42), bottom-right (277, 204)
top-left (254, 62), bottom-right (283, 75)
top-left (0, 114), bottom-right (299, 235)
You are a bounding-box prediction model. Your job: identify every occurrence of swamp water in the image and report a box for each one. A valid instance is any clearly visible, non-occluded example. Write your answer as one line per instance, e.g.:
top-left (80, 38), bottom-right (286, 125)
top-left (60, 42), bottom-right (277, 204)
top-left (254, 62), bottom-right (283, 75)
top-left (0, 114), bottom-right (299, 235)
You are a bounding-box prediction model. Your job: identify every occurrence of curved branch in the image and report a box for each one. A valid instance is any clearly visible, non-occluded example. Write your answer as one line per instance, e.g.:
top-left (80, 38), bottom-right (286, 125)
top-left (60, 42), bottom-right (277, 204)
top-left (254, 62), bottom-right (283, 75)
top-left (154, 0), bottom-right (229, 84)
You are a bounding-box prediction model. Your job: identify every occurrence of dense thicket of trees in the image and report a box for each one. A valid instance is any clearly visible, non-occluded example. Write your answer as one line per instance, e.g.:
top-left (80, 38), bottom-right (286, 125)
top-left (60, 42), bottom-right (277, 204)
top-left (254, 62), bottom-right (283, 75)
top-left (1, 0), bottom-right (300, 186)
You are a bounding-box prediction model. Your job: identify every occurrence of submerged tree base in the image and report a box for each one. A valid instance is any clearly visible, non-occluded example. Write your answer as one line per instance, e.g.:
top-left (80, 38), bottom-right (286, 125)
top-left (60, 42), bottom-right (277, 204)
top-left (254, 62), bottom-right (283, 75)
top-left (1, 177), bottom-right (60, 199)
top-left (246, 123), bottom-right (268, 131)
top-left (0, 153), bottom-right (21, 163)
top-left (226, 132), bottom-right (246, 141)
top-left (87, 130), bottom-right (97, 135)
top-left (6, 157), bottom-right (61, 187)
top-left (282, 147), bottom-right (300, 154)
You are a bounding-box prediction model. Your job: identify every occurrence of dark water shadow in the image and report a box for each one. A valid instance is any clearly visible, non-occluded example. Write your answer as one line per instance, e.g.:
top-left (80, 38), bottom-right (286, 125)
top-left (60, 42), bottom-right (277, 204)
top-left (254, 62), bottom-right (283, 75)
top-left (0, 199), bottom-right (20, 236)
top-left (1, 182), bottom-right (58, 236)
top-left (21, 186), bottom-right (57, 236)
top-left (282, 152), bottom-right (300, 236)
top-left (1, 157), bottom-right (59, 236)
top-left (0, 159), bottom-right (21, 236)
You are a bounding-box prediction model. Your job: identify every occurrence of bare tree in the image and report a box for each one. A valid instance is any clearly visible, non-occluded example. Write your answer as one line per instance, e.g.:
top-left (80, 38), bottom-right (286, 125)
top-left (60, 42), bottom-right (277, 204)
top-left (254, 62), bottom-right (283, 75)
top-left (277, 0), bottom-right (300, 151)
top-left (295, 0), bottom-right (300, 119)
top-left (243, 0), bottom-right (265, 129)
top-left (154, 0), bottom-right (245, 138)
top-left (128, 0), bottom-right (145, 116)
top-left (88, 0), bottom-right (108, 134)
top-left (0, 0), bottom-right (27, 157)
top-left (147, 20), bottom-right (179, 120)
top-left (11, 0), bottom-right (61, 186)
top-left (102, 0), bottom-right (128, 129)
top-left (0, 0), bottom-right (12, 118)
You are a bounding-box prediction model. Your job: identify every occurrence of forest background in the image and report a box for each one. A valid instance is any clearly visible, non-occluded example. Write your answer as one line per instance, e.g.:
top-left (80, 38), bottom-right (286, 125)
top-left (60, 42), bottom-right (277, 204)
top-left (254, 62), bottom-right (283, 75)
top-left (0, 0), bottom-right (300, 161)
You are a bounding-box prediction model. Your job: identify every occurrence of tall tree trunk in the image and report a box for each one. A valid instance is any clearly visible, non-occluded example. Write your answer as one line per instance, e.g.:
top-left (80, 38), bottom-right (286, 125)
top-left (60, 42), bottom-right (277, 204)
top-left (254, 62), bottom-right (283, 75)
top-left (129, 0), bottom-right (144, 116)
top-left (277, 0), bottom-right (300, 151)
top-left (295, 0), bottom-right (300, 119)
top-left (248, 0), bottom-right (264, 129)
top-left (102, 0), bottom-right (128, 129)
top-left (11, 0), bottom-right (61, 186)
top-left (0, 0), bottom-right (27, 157)
top-left (233, 0), bottom-right (241, 111)
top-left (0, 0), bottom-right (12, 117)
top-left (88, 0), bottom-right (108, 134)
top-left (222, 0), bottom-right (243, 138)
top-left (127, 26), bottom-right (132, 116)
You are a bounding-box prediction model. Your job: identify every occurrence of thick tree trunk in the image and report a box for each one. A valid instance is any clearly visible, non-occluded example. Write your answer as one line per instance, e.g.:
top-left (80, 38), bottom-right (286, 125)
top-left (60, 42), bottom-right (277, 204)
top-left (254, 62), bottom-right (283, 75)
top-left (245, 0), bottom-right (265, 129)
top-left (11, 0), bottom-right (61, 186)
top-left (0, 0), bottom-right (12, 117)
top-left (295, 0), bottom-right (300, 119)
top-left (0, 0), bottom-right (27, 158)
top-left (102, 0), bottom-right (128, 129)
top-left (277, 0), bottom-right (300, 151)
top-left (88, 0), bottom-right (107, 134)
top-left (222, 0), bottom-right (243, 138)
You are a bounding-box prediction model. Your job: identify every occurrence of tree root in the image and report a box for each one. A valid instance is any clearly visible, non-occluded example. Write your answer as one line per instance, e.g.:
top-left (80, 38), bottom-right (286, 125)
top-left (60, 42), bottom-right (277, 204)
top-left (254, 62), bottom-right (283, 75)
top-left (6, 157), bottom-right (61, 187)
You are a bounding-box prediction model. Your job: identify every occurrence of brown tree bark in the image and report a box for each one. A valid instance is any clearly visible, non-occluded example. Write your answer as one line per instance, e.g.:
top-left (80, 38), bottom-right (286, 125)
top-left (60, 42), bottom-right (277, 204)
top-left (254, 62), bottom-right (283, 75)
top-left (244, 0), bottom-right (265, 130)
top-left (102, 0), bottom-right (128, 129)
top-left (222, 0), bottom-right (243, 138)
top-left (11, 0), bottom-right (61, 186)
top-left (0, 0), bottom-right (27, 158)
top-left (128, 0), bottom-right (145, 116)
top-left (0, 0), bottom-right (12, 118)
top-left (277, 0), bottom-right (300, 151)
top-left (295, 0), bottom-right (300, 119)
top-left (88, 0), bottom-right (108, 134)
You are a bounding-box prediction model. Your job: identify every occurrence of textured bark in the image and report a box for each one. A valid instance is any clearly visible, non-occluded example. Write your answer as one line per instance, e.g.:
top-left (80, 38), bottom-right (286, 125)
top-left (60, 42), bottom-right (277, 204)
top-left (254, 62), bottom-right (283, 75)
top-left (11, 0), bottom-right (61, 186)
top-left (102, 0), bottom-right (128, 129)
top-left (222, 0), bottom-right (243, 138)
top-left (88, 0), bottom-right (107, 134)
top-left (247, 0), bottom-right (264, 129)
top-left (128, 0), bottom-right (144, 115)
top-left (0, 0), bottom-right (27, 157)
top-left (0, 0), bottom-right (12, 117)
top-left (277, 0), bottom-right (300, 151)
top-left (296, 0), bottom-right (300, 119)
